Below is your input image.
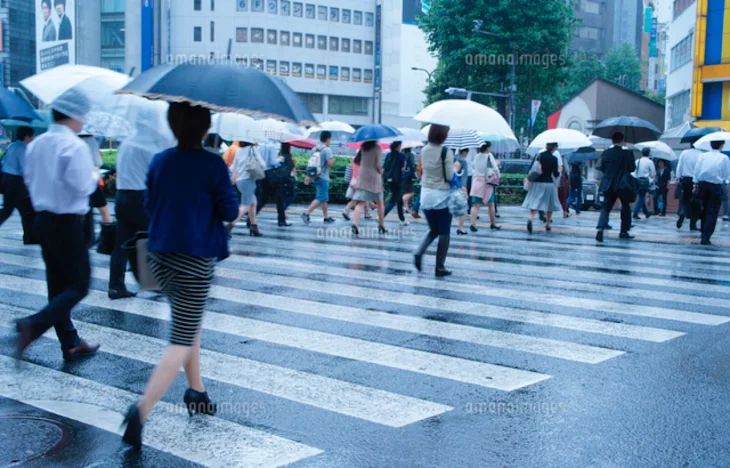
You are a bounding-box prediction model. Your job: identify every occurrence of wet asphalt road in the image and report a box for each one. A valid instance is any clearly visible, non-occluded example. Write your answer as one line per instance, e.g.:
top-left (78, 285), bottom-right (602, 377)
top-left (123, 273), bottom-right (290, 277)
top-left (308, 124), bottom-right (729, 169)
top-left (0, 206), bottom-right (729, 467)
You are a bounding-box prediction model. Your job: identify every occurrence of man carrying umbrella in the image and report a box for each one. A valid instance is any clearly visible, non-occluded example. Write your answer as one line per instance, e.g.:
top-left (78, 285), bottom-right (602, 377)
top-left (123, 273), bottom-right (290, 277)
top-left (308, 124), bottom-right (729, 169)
top-left (15, 89), bottom-right (101, 361)
top-left (693, 140), bottom-right (730, 245)
top-left (0, 126), bottom-right (37, 244)
top-left (595, 132), bottom-right (637, 243)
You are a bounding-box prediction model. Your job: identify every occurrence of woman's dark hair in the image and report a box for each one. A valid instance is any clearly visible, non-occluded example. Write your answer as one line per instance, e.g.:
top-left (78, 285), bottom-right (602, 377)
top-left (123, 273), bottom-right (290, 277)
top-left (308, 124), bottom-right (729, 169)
top-left (657, 159), bottom-right (665, 167)
top-left (280, 143), bottom-right (291, 154)
top-left (239, 142), bottom-right (253, 148)
top-left (427, 124), bottom-right (449, 145)
top-left (390, 141), bottom-right (402, 152)
top-left (479, 142), bottom-right (491, 153)
top-left (167, 102), bottom-right (211, 149)
top-left (52, 109), bottom-right (71, 122)
top-left (362, 140), bottom-right (378, 151)
top-left (404, 147), bottom-right (412, 154)
top-left (354, 150), bottom-right (362, 165)
top-left (16, 126), bottom-right (34, 141)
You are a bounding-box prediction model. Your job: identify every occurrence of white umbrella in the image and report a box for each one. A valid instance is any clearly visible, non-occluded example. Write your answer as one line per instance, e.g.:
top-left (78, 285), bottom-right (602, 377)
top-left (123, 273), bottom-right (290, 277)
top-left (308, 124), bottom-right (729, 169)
top-left (312, 121), bottom-right (356, 133)
top-left (258, 118), bottom-right (306, 142)
top-left (693, 131), bottom-right (730, 151)
top-left (528, 129), bottom-right (592, 155)
top-left (21, 65), bottom-right (136, 138)
top-left (478, 132), bottom-right (520, 154)
top-left (444, 128), bottom-right (483, 150)
top-left (380, 127), bottom-right (427, 146)
top-left (635, 141), bottom-right (678, 161)
top-left (211, 113), bottom-right (266, 143)
top-left (414, 99), bottom-right (515, 139)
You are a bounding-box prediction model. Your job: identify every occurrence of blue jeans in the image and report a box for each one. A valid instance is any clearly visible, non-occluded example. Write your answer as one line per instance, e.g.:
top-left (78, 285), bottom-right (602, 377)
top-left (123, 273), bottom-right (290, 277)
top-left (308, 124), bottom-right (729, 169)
top-left (633, 189), bottom-right (650, 217)
top-left (413, 187), bottom-right (421, 214)
top-left (314, 178), bottom-right (330, 203)
top-left (567, 186), bottom-right (582, 214)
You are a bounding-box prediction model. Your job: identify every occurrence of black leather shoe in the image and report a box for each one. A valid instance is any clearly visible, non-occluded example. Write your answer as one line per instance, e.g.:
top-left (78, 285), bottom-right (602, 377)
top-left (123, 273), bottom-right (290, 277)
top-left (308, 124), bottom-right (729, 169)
top-left (527, 220), bottom-right (533, 234)
top-left (184, 388), bottom-right (217, 416)
top-left (108, 290), bottom-right (137, 300)
top-left (63, 340), bottom-right (100, 361)
top-left (701, 239), bottom-right (712, 246)
top-left (596, 230), bottom-right (604, 243)
top-left (619, 232), bottom-right (635, 240)
top-left (278, 221), bottom-right (293, 227)
top-left (121, 404), bottom-right (143, 449)
top-left (470, 225), bottom-right (478, 233)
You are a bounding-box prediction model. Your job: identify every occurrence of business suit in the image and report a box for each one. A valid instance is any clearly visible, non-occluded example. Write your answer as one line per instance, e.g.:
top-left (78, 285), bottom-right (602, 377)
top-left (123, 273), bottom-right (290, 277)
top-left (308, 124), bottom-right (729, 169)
top-left (596, 145), bottom-right (636, 234)
top-left (653, 167), bottom-right (671, 216)
top-left (42, 19), bottom-right (56, 42)
top-left (58, 14), bottom-right (72, 41)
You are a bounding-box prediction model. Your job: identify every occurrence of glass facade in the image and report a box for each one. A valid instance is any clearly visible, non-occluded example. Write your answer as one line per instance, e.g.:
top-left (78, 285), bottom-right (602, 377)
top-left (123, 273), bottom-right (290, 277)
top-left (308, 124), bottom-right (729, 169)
top-left (101, 0), bottom-right (126, 74)
top-left (102, 0), bottom-right (126, 13)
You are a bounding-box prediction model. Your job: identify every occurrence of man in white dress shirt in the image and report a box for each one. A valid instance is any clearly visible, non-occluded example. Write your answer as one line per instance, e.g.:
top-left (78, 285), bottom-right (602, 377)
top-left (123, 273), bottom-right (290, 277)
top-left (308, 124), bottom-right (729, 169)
top-left (16, 95), bottom-right (101, 361)
top-left (694, 140), bottom-right (730, 245)
top-left (632, 147), bottom-right (657, 220)
top-left (675, 144), bottom-right (703, 230)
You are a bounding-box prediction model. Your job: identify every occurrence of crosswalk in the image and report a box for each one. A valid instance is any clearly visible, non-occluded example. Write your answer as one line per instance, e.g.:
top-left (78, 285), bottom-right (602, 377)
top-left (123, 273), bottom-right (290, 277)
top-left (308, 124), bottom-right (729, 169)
top-left (0, 207), bottom-right (728, 467)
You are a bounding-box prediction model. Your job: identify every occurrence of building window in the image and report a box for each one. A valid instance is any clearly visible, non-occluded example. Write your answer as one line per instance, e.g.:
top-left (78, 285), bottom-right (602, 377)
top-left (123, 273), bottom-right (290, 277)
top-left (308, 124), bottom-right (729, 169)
top-left (353, 68), bottom-right (362, 82)
top-left (318, 5), bottom-right (327, 20)
top-left (364, 70), bottom-right (373, 83)
top-left (576, 26), bottom-right (600, 39)
top-left (671, 33), bottom-right (694, 71)
top-left (102, 0), bottom-right (125, 13)
top-left (317, 35), bottom-right (327, 50)
top-left (353, 40), bottom-right (362, 53)
top-left (281, 0), bottom-right (290, 15)
top-left (305, 4), bottom-right (315, 18)
top-left (353, 10), bottom-right (362, 25)
top-left (329, 95), bottom-right (368, 116)
top-left (251, 28), bottom-right (264, 43)
top-left (342, 9), bottom-right (351, 23)
top-left (293, 2), bottom-right (302, 17)
top-left (305, 64), bottom-right (315, 78)
top-left (252, 0), bottom-right (264, 12)
top-left (267, 29), bottom-right (277, 44)
top-left (317, 65), bottom-right (326, 79)
top-left (364, 41), bottom-right (373, 55)
top-left (101, 21), bottom-right (125, 49)
top-left (330, 7), bottom-right (339, 22)
top-left (292, 62), bottom-right (302, 77)
top-left (279, 61), bottom-right (290, 76)
top-left (194, 26), bottom-right (202, 42)
top-left (580, 0), bottom-right (600, 14)
top-left (237, 0), bottom-right (248, 11)
top-left (267, 0), bottom-right (277, 14)
top-left (210, 21), bottom-right (215, 42)
top-left (267, 60), bottom-right (276, 74)
top-left (329, 66), bottom-right (338, 80)
top-left (342, 38), bottom-right (350, 53)
top-left (673, 0), bottom-right (695, 19)
top-left (668, 90), bottom-right (691, 127)
top-left (365, 12), bottom-right (374, 26)
top-left (293, 32), bottom-right (302, 47)
top-left (341, 67), bottom-right (350, 81)
top-left (236, 27), bottom-right (248, 42)
top-left (330, 37), bottom-right (339, 51)
top-left (299, 93), bottom-right (323, 113)
top-left (101, 57), bottom-right (125, 72)
top-left (305, 34), bottom-right (314, 48)
top-left (211, 0), bottom-right (215, 11)
top-left (281, 31), bottom-right (290, 46)
top-left (194, 0), bottom-right (201, 11)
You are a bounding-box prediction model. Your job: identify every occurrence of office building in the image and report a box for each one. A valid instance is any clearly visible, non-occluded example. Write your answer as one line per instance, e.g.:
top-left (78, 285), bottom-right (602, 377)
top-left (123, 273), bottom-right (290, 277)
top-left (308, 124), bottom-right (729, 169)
top-left (0, 0), bottom-right (36, 88)
top-left (571, 0), bottom-right (616, 57)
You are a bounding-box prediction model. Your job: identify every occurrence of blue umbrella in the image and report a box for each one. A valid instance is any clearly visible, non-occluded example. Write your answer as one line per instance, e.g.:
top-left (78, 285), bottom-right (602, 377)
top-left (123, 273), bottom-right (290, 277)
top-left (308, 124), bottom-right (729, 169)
top-left (680, 126), bottom-right (723, 144)
top-left (118, 64), bottom-right (316, 125)
top-left (593, 116), bottom-right (661, 144)
top-left (349, 124), bottom-right (402, 143)
top-left (0, 88), bottom-right (40, 122)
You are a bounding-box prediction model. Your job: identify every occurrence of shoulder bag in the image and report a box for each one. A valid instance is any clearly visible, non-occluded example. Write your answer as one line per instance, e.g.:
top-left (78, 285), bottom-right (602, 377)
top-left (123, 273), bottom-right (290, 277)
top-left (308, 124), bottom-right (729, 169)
top-left (441, 147), bottom-right (467, 217)
top-left (486, 154), bottom-right (500, 187)
top-left (523, 154), bottom-right (543, 192)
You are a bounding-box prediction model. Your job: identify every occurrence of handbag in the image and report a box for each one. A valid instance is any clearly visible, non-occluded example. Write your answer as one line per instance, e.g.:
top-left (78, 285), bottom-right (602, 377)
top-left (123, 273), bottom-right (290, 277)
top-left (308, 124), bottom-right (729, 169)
top-left (245, 147), bottom-right (266, 181)
top-left (523, 154), bottom-right (542, 191)
top-left (122, 232), bottom-right (160, 291)
top-left (440, 147), bottom-right (467, 216)
top-left (96, 222), bottom-right (117, 255)
top-left (486, 154), bottom-right (500, 187)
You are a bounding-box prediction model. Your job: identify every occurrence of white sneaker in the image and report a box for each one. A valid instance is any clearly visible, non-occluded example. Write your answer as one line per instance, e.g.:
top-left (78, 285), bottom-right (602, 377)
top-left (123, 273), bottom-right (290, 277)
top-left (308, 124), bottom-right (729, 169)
top-left (400, 221), bottom-right (410, 227)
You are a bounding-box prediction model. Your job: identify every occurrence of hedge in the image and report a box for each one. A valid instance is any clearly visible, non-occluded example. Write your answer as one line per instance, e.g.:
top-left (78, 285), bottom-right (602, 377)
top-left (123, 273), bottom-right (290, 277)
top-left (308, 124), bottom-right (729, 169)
top-left (99, 150), bottom-right (528, 205)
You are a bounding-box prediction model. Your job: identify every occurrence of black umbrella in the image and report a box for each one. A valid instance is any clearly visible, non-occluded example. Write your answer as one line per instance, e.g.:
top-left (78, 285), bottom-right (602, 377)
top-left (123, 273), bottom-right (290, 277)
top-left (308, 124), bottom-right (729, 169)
top-left (680, 126), bottom-right (723, 144)
top-left (592, 116), bottom-right (661, 144)
top-left (117, 64), bottom-right (316, 125)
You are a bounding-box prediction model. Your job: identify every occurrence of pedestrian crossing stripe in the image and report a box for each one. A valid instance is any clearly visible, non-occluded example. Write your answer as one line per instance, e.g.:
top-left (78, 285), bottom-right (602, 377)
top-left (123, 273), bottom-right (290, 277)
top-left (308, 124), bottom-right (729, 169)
top-left (0, 354), bottom-right (323, 467)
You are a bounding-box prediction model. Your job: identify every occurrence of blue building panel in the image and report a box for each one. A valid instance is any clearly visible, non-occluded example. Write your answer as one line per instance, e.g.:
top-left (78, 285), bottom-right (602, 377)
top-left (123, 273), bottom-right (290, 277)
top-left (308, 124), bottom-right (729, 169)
top-left (702, 82), bottom-right (724, 120)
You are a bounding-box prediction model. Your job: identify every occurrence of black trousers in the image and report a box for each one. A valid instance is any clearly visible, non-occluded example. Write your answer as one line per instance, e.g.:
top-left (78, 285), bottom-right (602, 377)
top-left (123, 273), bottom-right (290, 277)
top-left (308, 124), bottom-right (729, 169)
top-left (598, 190), bottom-right (633, 233)
top-left (653, 186), bottom-right (668, 215)
top-left (466, 176), bottom-right (473, 211)
top-left (256, 178), bottom-right (286, 224)
top-left (0, 173), bottom-right (36, 244)
top-left (109, 190), bottom-right (148, 292)
top-left (384, 180), bottom-right (405, 221)
top-left (697, 181), bottom-right (722, 241)
top-left (19, 212), bottom-right (90, 352)
top-left (680, 177), bottom-right (697, 227)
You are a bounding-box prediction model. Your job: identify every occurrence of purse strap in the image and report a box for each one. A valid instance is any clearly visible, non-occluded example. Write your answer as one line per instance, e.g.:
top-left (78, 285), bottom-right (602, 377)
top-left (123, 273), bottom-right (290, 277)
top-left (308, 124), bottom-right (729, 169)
top-left (441, 146), bottom-right (450, 184)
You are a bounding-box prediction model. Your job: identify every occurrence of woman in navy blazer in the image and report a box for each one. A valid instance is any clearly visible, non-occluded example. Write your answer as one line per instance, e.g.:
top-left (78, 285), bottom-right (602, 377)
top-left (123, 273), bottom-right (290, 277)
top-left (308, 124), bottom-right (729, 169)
top-left (122, 102), bottom-right (239, 449)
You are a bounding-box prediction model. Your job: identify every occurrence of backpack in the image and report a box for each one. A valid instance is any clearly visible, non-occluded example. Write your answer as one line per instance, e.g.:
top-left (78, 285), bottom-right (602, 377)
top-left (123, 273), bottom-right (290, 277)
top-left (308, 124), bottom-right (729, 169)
top-left (306, 150), bottom-right (322, 178)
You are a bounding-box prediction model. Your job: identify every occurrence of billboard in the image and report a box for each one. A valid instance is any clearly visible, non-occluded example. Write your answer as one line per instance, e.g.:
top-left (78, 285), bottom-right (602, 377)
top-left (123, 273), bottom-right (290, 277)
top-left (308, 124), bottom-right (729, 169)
top-left (403, 0), bottom-right (428, 25)
top-left (36, 0), bottom-right (76, 72)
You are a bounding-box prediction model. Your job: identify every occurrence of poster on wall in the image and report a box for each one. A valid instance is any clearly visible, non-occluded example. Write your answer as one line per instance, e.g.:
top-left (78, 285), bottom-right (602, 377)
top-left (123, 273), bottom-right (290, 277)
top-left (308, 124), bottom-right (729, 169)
top-left (36, 0), bottom-right (76, 72)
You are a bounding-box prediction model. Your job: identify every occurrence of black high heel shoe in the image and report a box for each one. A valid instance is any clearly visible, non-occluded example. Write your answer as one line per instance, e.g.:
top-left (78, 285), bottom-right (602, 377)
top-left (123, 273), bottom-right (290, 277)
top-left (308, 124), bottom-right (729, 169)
top-left (183, 388), bottom-right (217, 416)
top-left (378, 225), bottom-right (388, 235)
top-left (490, 224), bottom-right (501, 230)
top-left (351, 225), bottom-right (359, 237)
top-left (121, 404), bottom-right (143, 449)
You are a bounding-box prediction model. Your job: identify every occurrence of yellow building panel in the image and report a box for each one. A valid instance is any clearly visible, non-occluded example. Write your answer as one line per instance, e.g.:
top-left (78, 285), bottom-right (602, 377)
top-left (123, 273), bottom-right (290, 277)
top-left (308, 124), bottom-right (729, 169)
top-left (692, 0), bottom-right (708, 118)
top-left (702, 63), bottom-right (730, 81)
top-left (695, 120), bottom-right (730, 130)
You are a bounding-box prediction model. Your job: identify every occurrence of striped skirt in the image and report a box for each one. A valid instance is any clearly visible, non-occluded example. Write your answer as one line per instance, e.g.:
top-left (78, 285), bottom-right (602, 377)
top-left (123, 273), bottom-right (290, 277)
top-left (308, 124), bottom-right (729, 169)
top-left (148, 252), bottom-right (216, 347)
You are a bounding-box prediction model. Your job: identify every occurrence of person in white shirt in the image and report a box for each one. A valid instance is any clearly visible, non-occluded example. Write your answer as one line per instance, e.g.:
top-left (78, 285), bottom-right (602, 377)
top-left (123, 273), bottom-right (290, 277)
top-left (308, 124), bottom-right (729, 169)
top-left (16, 96), bottom-right (101, 361)
top-left (675, 144), bottom-right (703, 230)
top-left (632, 148), bottom-right (657, 219)
top-left (693, 140), bottom-right (730, 245)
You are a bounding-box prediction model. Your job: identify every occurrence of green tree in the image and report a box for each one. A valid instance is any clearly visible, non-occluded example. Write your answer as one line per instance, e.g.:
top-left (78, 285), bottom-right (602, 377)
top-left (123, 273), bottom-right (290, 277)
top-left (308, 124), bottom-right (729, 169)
top-left (418, 0), bottom-right (577, 135)
top-left (561, 51), bottom-right (607, 99)
top-left (604, 42), bottom-right (643, 92)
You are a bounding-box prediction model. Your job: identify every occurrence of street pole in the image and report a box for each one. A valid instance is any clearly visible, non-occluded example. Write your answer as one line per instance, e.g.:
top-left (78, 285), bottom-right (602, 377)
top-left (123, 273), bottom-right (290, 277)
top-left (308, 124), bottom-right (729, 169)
top-left (510, 47), bottom-right (517, 131)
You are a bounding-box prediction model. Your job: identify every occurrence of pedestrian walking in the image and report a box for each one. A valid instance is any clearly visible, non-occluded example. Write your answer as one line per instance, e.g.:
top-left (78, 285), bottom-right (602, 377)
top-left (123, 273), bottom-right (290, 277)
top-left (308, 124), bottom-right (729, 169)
top-left (469, 142), bottom-right (501, 232)
top-left (383, 141), bottom-right (409, 226)
top-left (693, 140), bottom-right (730, 245)
top-left (256, 143), bottom-right (292, 227)
top-left (411, 148), bottom-right (423, 220)
top-left (108, 133), bottom-right (171, 300)
top-left (0, 126), bottom-right (37, 244)
top-left (350, 141), bottom-right (387, 236)
top-left (402, 147), bottom-right (417, 213)
top-left (595, 132), bottom-right (637, 242)
top-left (413, 124), bottom-right (454, 277)
top-left (121, 102), bottom-right (239, 449)
top-left (229, 141), bottom-right (267, 237)
top-left (454, 148), bottom-right (470, 235)
top-left (81, 134), bottom-right (114, 250)
top-left (676, 144), bottom-right (703, 230)
top-left (523, 143), bottom-right (562, 234)
top-left (653, 159), bottom-right (671, 217)
top-left (342, 151), bottom-right (372, 221)
top-left (302, 131), bottom-right (336, 224)
top-left (222, 140), bottom-right (239, 169)
top-left (567, 161), bottom-right (583, 215)
top-left (722, 179), bottom-right (730, 221)
top-left (15, 94), bottom-right (101, 362)
top-left (633, 148), bottom-right (656, 220)
top-left (558, 159), bottom-right (571, 219)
